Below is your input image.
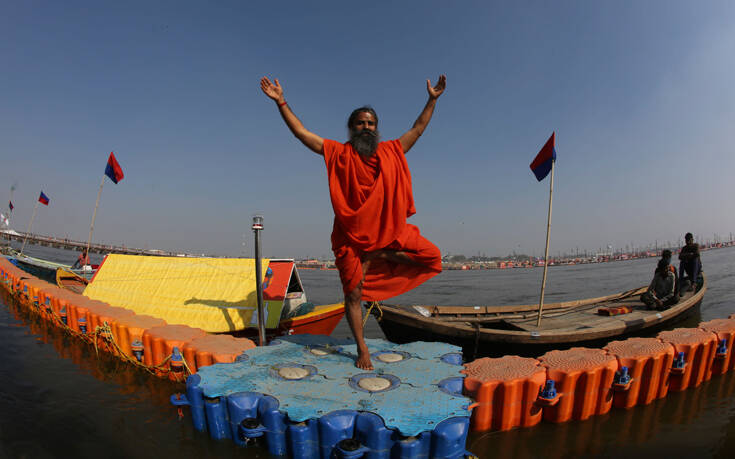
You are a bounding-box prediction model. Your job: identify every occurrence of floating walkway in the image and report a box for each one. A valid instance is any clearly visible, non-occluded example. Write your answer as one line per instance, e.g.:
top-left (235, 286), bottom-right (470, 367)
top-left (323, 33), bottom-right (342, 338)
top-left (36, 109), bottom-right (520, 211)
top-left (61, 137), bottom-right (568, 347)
top-left (3, 255), bottom-right (735, 458)
top-left (0, 257), bottom-right (257, 380)
top-left (173, 335), bottom-right (472, 458)
top-left (463, 321), bottom-right (735, 432)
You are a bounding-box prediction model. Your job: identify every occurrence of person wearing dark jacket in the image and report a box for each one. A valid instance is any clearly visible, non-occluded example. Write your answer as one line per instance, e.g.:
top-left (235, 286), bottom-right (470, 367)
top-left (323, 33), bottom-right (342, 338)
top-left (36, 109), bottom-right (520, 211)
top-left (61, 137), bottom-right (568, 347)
top-left (661, 249), bottom-right (679, 296)
top-left (641, 259), bottom-right (679, 310)
top-left (678, 232), bottom-right (701, 293)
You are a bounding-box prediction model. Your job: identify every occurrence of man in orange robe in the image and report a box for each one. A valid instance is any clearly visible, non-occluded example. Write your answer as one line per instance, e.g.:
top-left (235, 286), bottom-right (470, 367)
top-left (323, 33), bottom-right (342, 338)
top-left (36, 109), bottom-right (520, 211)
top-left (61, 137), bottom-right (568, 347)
top-left (261, 75), bottom-right (446, 369)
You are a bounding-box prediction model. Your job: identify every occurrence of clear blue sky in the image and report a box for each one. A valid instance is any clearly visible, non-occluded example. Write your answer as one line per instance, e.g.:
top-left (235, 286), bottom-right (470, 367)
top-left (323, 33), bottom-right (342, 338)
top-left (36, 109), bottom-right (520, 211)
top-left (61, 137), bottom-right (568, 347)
top-left (2, 1), bottom-right (734, 258)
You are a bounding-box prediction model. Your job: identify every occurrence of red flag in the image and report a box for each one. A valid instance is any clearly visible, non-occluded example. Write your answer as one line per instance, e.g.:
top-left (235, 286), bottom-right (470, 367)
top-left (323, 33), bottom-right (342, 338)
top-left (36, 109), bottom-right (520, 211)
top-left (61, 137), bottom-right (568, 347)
top-left (530, 132), bottom-right (557, 181)
top-left (38, 191), bottom-right (50, 206)
top-left (105, 152), bottom-right (125, 184)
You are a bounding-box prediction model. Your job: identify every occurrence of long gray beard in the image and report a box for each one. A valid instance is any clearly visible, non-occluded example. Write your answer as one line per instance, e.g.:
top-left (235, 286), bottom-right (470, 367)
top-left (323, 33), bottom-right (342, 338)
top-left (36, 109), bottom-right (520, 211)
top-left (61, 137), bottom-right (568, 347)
top-left (350, 128), bottom-right (380, 157)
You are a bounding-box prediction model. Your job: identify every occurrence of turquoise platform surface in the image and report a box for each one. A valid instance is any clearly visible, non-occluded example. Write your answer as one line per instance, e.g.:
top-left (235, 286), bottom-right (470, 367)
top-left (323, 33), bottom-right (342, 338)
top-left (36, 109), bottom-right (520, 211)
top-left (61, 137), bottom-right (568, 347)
top-left (195, 335), bottom-right (469, 436)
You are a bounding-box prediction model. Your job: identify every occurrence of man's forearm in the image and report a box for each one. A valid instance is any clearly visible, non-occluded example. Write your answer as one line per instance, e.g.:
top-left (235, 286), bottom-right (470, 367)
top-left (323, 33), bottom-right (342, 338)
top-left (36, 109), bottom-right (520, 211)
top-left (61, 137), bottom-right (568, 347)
top-left (411, 97), bottom-right (438, 135)
top-left (276, 100), bottom-right (307, 139)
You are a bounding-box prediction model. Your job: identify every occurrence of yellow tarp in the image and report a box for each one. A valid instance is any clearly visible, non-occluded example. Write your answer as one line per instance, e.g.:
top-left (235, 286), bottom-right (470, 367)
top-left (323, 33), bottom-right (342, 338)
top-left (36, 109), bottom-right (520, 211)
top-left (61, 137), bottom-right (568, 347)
top-left (83, 254), bottom-right (276, 333)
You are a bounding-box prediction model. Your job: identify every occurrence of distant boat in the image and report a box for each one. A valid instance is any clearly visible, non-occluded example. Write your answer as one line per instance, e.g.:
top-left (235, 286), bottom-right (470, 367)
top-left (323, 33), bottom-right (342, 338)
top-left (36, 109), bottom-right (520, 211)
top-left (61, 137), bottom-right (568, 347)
top-left (56, 267), bottom-right (89, 294)
top-left (5, 249), bottom-right (96, 282)
top-left (370, 275), bottom-right (706, 358)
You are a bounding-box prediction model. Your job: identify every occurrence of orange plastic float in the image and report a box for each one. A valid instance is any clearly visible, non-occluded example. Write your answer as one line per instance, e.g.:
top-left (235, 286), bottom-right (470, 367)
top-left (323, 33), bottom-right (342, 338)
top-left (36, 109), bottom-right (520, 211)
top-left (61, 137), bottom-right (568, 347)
top-left (538, 347), bottom-right (618, 423)
top-left (181, 334), bottom-right (257, 372)
top-left (66, 296), bottom-right (91, 333)
top-left (91, 304), bottom-right (136, 352)
top-left (142, 324), bottom-right (207, 378)
top-left (112, 313), bottom-right (167, 360)
top-left (699, 318), bottom-right (735, 376)
top-left (657, 327), bottom-right (718, 392)
top-left (603, 337), bottom-right (675, 409)
top-left (462, 355), bottom-right (546, 432)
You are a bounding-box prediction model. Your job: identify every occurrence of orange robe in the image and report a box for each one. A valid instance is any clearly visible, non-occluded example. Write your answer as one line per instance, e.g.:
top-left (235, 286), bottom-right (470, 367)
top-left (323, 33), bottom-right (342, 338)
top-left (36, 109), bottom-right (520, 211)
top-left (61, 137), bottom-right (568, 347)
top-left (323, 139), bottom-right (442, 301)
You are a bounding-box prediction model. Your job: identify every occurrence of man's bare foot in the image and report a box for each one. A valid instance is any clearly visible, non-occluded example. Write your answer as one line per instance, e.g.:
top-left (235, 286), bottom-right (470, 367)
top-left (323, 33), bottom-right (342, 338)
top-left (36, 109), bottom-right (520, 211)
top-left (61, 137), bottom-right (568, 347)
top-left (356, 348), bottom-right (374, 370)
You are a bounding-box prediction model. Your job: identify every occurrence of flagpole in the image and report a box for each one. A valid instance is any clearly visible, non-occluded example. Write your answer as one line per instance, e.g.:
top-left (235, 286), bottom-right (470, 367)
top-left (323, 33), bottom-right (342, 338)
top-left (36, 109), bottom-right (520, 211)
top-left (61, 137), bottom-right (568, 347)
top-left (536, 160), bottom-right (555, 327)
top-left (86, 175), bottom-right (106, 256)
top-left (20, 200), bottom-right (40, 257)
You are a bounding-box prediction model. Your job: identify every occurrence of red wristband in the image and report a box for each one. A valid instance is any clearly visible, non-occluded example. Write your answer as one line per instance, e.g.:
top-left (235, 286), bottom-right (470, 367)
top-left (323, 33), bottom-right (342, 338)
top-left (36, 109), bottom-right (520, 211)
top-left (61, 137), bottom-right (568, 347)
top-left (278, 101), bottom-right (287, 107)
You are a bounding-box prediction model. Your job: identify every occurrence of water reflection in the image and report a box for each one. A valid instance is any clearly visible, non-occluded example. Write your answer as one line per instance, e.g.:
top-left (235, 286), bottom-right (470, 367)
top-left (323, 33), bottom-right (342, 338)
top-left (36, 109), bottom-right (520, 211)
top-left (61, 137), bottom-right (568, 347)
top-left (467, 368), bottom-right (735, 457)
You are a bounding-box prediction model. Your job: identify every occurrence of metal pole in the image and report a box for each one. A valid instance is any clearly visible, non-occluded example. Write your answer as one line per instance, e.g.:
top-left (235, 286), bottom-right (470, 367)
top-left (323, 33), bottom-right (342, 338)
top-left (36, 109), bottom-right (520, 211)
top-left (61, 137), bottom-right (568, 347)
top-left (252, 215), bottom-right (266, 346)
top-left (20, 200), bottom-right (39, 257)
top-left (86, 175), bottom-right (106, 256)
top-left (536, 160), bottom-right (555, 327)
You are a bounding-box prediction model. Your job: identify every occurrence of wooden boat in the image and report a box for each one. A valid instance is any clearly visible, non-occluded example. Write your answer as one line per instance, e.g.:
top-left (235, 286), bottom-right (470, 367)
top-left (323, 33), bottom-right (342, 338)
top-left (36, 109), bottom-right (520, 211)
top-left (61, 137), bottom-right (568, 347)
top-left (371, 275), bottom-right (707, 358)
top-left (56, 267), bottom-right (89, 294)
top-left (5, 249), bottom-right (96, 282)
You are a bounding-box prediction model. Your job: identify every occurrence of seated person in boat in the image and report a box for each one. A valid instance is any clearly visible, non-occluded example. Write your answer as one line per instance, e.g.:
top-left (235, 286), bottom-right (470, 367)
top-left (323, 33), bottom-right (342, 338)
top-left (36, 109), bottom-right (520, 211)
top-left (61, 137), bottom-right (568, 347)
top-left (260, 75), bottom-right (446, 370)
top-left (678, 232), bottom-right (701, 293)
top-left (71, 249), bottom-right (90, 269)
top-left (661, 249), bottom-right (679, 296)
top-left (641, 259), bottom-right (678, 310)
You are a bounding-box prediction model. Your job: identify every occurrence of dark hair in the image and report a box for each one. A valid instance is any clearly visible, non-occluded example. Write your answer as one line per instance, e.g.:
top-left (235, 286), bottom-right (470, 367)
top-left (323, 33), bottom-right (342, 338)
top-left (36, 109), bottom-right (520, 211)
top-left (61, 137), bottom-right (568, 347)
top-left (656, 259), bottom-right (668, 273)
top-left (661, 249), bottom-right (672, 259)
top-left (685, 232), bottom-right (693, 241)
top-left (347, 106), bottom-right (378, 129)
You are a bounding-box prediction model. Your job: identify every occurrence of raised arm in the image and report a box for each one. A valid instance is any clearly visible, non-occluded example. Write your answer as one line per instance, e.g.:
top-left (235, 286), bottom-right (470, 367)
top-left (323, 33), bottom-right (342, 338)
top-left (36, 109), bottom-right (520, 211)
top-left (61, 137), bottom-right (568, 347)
top-left (260, 77), bottom-right (324, 155)
top-left (399, 74), bottom-right (446, 154)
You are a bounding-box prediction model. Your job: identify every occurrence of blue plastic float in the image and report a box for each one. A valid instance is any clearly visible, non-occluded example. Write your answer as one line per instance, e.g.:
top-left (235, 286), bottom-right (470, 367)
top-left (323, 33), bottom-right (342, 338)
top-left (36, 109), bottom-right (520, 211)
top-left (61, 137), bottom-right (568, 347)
top-left (172, 334), bottom-right (472, 458)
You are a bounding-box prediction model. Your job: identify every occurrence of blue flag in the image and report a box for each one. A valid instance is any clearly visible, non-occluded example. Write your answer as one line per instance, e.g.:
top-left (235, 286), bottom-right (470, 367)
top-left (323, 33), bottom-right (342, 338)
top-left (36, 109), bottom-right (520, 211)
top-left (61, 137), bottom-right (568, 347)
top-left (530, 132), bottom-right (556, 181)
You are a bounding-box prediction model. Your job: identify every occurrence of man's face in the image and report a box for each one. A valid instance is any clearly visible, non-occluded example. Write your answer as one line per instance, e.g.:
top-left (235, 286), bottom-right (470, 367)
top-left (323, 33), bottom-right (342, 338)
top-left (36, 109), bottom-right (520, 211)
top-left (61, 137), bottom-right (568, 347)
top-left (686, 237), bottom-right (693, 245)
top-left (352, 112), bottom-right (377, 133)
top-left (349, 111), bottom-right (380, 157)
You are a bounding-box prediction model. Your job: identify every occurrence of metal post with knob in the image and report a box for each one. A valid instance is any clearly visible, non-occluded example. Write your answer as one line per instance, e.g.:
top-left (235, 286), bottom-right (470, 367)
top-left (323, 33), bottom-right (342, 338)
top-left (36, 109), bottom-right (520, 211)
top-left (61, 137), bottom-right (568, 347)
top-left (252, 215), bottom-right (266, 346)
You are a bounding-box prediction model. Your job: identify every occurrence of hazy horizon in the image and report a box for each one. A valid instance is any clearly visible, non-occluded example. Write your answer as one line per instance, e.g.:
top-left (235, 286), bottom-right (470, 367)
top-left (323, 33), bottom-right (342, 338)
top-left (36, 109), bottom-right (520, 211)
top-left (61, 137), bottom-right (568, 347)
top-left (3, 1), bottom-right (734, 259)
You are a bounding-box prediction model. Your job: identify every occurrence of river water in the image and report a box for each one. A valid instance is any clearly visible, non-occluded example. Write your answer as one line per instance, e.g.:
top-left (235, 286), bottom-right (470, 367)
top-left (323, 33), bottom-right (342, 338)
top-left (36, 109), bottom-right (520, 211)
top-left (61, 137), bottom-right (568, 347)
top-left (1, 242), bottom-right (734, 458)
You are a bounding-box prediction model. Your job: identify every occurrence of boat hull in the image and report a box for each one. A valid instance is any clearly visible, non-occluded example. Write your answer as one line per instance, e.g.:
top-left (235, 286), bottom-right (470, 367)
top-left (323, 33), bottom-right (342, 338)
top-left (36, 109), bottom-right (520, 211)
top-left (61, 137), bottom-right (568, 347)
top-left (372, 278), bottom-right (707, 359)
top-left (376, 299), bottom-right (702, 359)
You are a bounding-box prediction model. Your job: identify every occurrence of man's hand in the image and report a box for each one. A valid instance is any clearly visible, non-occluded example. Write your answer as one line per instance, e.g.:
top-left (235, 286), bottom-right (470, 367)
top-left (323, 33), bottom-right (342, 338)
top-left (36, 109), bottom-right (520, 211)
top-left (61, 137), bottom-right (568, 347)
top-left (655, 298), bottom-right (663, 307)
top-left (260, 77), bottom-right (284, 103)
top-left (427, 74), bottom-right (446, 100)
top-left (260, 76), bottom-right (324, 154)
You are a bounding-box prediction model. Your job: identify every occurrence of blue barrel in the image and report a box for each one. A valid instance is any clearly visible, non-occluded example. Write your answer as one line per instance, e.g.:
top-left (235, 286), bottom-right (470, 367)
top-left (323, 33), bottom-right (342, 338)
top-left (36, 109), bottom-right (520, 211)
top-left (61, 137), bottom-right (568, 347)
top-left (227, 392), bottom-right (263, 446)
top-left (319, 410), bottom-right (358, 459)
top-left (431, 417), bottom-right (471, 459)
top-left (186, 374), bottom-right (206, 432)
top-left (204, 397), bottom-right (230, 440)
top-left (354, 412), bottom-right (393, 458)
top-left (258, 395), bottom-right (287, 456)
top-left (287, 419), bottom-right (319, 458)
top-left (394, 432), bottom-right (431, 458)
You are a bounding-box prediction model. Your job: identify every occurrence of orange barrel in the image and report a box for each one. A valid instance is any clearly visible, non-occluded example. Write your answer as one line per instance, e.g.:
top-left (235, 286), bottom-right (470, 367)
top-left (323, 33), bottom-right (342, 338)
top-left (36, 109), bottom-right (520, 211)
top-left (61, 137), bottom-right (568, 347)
top-left (699, 318), bottom-right (735, 376)
top-left (51, 290), bottom-right (78, 326)
top-left (538, 347), bottom-right (618, 423)
top-left (84, 300), bottom-right (114, 331)
top-left (32, 280), bottom-right (55, 308)
top-left (141, 325), bottom-right (207, 377)
top-left (92, 305), bottom-right (136, 353)
top-left (16, 277), bottom-right (29, 301)
top-left (603, 337), bottom-right (675, 409)
top-left (24, 279), bottom-right (43, 306)
top-left (39, 286), bottom-right (63, 318)
top-left (67, 296), bottom-right (91, 333)
top-left (462, 355), bottom-right (546, 432)
top-left (112, 313), bottom-right (168, 360)
top-left (657, 328), bottom-right (718, 392)
top-left (182, 334), bottom-right (257, 372)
